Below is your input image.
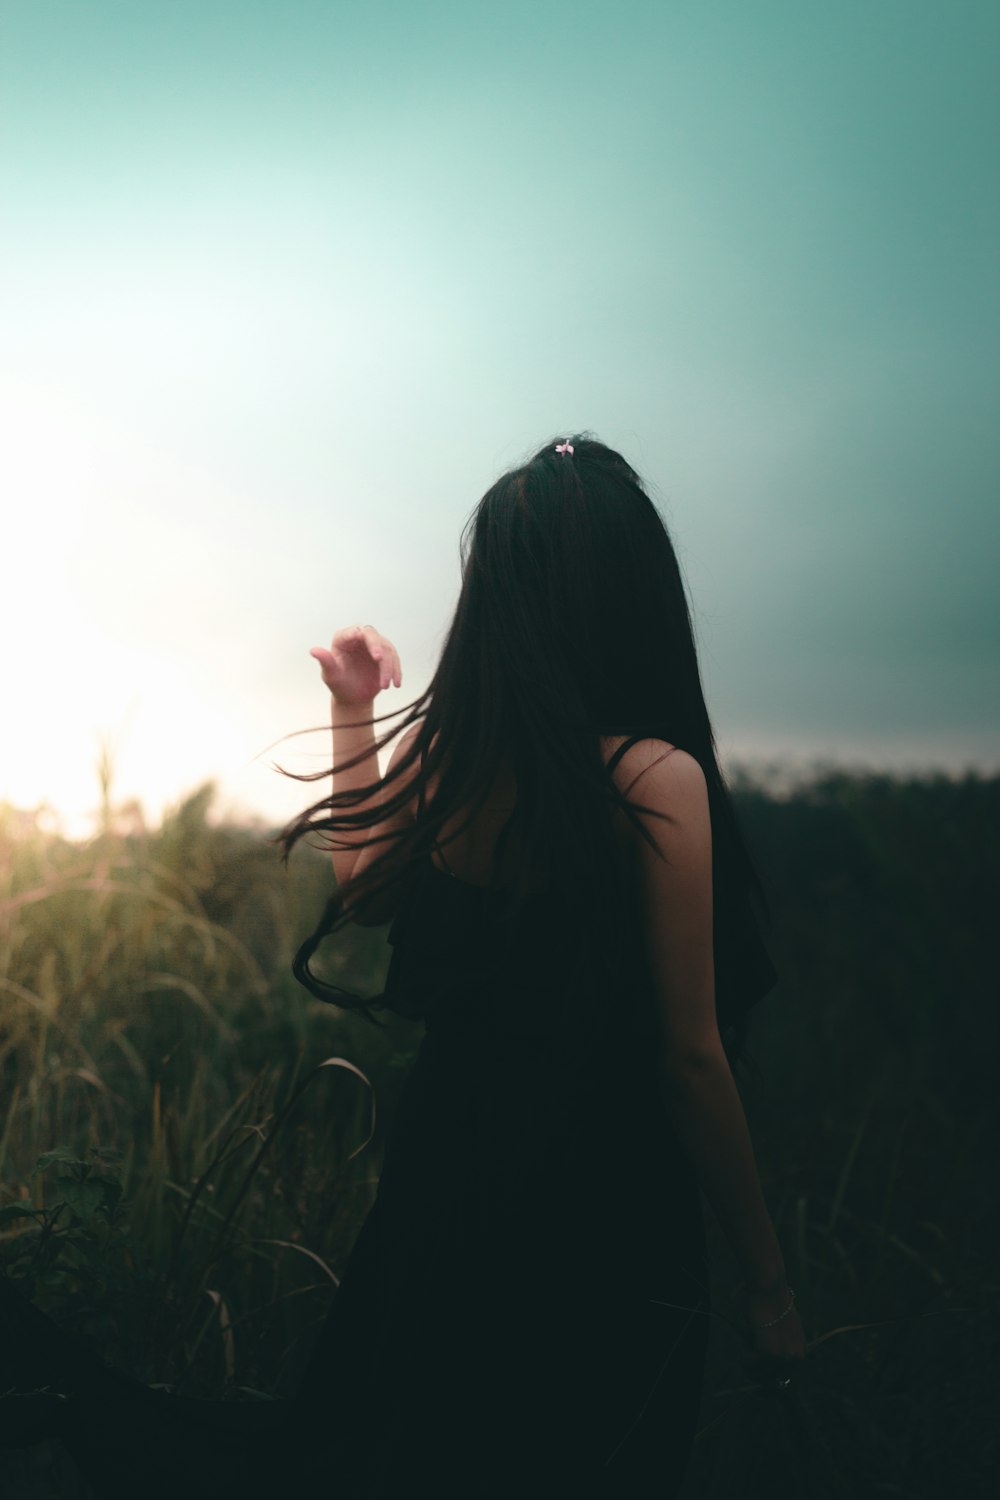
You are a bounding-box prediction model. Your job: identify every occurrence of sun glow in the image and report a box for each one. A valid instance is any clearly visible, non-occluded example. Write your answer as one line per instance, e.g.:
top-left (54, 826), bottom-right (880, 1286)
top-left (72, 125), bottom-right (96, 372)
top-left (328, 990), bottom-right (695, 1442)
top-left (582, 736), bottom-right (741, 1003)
top-left (1, 382), bottom-right (278, 836)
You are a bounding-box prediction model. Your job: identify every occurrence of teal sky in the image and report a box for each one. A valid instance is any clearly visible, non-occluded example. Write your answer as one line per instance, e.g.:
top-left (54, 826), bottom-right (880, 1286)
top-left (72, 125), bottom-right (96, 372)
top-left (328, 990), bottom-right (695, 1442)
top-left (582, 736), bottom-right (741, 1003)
top-left (2, 0), bottom-right (997, 828)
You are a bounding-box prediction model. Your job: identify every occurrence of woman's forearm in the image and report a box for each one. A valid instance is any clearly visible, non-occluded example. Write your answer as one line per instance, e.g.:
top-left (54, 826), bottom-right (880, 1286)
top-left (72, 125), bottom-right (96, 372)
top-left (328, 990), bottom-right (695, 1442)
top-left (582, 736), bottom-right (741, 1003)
top-left (328, 696), bottom-right (382, 885)
top-left (656, 1048), bottom-right (788, 1290)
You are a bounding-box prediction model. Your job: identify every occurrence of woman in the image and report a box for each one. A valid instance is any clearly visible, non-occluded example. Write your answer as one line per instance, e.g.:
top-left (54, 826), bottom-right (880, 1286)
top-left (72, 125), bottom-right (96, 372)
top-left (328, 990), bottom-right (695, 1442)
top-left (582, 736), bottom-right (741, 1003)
top-left (1, 434), bottom-right (805, 1497)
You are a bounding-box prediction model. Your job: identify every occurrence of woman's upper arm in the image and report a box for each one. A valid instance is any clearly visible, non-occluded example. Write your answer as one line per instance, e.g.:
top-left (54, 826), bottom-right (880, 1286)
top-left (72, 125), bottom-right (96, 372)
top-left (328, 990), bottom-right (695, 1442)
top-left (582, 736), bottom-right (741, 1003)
top-left (613, 741), bottom-right (723, 1067)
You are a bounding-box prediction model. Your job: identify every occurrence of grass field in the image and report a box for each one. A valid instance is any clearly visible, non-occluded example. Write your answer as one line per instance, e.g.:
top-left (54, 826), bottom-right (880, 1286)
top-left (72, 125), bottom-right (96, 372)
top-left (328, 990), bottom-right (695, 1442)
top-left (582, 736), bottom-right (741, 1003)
top-left (1, 769), bottom-right (996, 1498)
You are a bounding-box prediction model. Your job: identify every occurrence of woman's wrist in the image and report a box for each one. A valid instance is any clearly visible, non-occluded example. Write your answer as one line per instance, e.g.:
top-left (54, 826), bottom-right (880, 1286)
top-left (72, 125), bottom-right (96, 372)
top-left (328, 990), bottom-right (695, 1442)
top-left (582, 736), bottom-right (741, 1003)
top-left (331, 694), bottom-right (375, 719)
top-left (747, 1285), bottom-right (796, 1330)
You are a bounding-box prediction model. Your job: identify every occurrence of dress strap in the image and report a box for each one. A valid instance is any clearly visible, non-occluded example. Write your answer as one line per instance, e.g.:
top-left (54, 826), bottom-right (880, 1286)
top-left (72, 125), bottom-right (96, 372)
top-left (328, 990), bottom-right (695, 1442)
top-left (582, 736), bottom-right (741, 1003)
top-left (606, 734), bottom-right (680, 798)
top-left (605, 734), bottom-right (645, 775)
top-left (434, 845), bottom-right (460, 877)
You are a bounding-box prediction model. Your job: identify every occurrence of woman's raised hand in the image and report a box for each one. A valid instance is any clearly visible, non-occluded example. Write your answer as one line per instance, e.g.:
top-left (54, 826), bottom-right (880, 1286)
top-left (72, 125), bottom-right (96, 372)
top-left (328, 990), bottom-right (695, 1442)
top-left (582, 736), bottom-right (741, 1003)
top-left (310, 625), bottom-right (402, 706)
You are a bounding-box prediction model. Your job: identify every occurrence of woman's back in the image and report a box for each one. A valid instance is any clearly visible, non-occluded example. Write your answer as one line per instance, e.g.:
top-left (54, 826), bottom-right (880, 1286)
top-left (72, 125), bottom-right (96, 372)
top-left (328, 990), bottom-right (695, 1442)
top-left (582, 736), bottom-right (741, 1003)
top-left (420, 731), bottom-right (674, 895)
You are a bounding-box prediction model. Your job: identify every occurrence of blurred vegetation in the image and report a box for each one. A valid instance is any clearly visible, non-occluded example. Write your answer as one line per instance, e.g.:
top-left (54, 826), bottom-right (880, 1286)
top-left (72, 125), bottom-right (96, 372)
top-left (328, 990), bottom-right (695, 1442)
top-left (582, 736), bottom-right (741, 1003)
top-left (1, 769), bottom-right (996, 1498)
top-left (0, 787), bottom-right (422, 1403)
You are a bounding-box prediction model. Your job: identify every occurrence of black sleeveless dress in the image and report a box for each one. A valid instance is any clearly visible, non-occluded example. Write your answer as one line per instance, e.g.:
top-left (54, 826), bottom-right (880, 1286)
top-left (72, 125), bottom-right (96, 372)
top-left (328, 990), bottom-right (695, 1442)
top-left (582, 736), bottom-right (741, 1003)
top-left (1, 739), bottom-right (771, 1499)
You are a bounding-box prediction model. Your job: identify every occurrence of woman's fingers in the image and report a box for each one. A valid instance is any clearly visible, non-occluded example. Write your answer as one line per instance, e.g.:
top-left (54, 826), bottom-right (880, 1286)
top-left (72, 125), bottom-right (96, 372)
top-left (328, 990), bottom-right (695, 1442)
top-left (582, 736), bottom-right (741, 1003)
top-left (380, 642), bottom-right (399, 689)
top-left (318, 626), bottom-right (402, 692)
top-left (310, 646), bottom-right (337, 672)
top-left (359, 626), bottom-right (402, 689)
top-left (361, 627), bottom-right (390, 686)
top-left (382, 644), bottom-right (401, 689)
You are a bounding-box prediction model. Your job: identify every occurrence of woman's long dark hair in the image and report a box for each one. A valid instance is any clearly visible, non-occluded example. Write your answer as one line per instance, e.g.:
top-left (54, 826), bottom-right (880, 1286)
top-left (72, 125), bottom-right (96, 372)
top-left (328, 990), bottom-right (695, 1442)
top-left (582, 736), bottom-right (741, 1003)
top-left (279, 434), bottom-right (775, 1071)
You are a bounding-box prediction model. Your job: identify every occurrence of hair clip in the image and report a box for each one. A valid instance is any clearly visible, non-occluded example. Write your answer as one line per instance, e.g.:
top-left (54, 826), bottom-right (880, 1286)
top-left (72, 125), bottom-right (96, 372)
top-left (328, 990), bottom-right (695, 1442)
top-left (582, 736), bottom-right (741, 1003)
top-left (555, 440), bottom-right (574, 455)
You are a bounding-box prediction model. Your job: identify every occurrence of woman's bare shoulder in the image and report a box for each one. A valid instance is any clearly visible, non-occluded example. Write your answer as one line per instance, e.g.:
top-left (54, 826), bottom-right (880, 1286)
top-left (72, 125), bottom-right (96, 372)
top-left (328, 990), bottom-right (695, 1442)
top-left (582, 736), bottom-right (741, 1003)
top-left (600, 735), bottom-right (704, 796)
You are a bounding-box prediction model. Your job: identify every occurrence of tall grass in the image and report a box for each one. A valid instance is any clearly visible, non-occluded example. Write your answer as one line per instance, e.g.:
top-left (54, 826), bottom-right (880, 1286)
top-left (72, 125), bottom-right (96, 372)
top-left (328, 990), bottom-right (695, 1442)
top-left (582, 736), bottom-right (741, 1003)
top-left (2, 770), bottom-right (997, 1497)
top-left (0, 786), bottom-right (421, 1407)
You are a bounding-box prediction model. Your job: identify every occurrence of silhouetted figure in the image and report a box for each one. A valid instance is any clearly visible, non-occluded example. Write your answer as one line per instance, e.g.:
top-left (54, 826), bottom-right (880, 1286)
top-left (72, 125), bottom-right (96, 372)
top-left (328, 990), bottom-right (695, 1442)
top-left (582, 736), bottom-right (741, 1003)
top-left (2, 435), bottom-right (804, 1497)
